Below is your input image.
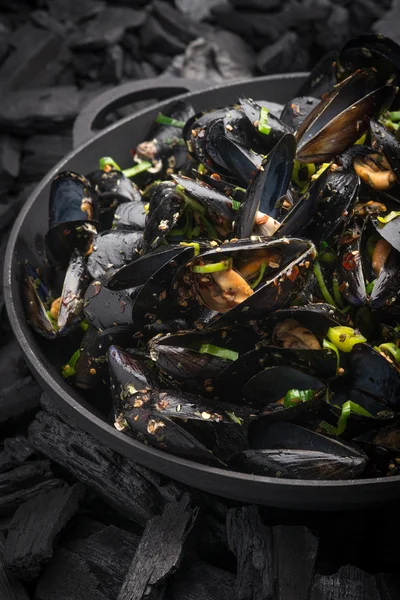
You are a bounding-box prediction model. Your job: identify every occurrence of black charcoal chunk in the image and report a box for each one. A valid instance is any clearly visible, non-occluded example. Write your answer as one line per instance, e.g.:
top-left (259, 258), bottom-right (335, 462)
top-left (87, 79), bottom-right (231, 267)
top-left (0, 460), bottom-right (63, 515)
top-left (210, 6), bottom-right (282, 49)
top-left (167, 559), bottom-right (236, 600)
top-left (29, 410), bottom-right (180, 526)
top-left (230, 0), bottom-right (281, 8)
top-left (153, 1), bottom-right (204, 44)
top-left (309, 565), bottom-right (380, 600)
top-left (0, 24), bottom-right (61, 94)
top-left (35, 548), bottom-right (109, 600)
top-left (3, 436), bottom-right (35, 463)
top-left (273, 525), bottom-right (318, 600)
top-left (0, 532), bottom-right (30, 600)
top-left (0, 135), bottom-right (20, 197)
top-left (20, 133), bottom-right (72, 182)
top-left (0, 453), bottom-right (17, 474)
top-left (70, 7), bottom-right (147, 49)
top-left (175, 0), bottom-right (228, 22)
top-left (373, 0), bottom-right (400, 44)
top-left (118, 494), bottom-right (198, 600)
top-left (30, 10), bottom-right (68, 37)
top-left (140, 17), bottom-right (187, 55)
top-left (227, 505), bottom-right (273, 600)
top-left (99, 44), bottom-right (124, 84)
top-left (0, 375), bottom-right (42, 425)
top-left (5, 483), bottom-right (85, 581)
top-left (0, 87), bottom-right (84, 134)
top-left (65, 525), bottom-right (140, 598)
top-left (0, 22), bottom-right (9, 66)
top-left (257, 32), bottom-right (305, 74)
top-left (349, 0), bottom-right (384, 38)
top-left (49, 0), bottom-right (106, 23)
top-left (376, 573), bottom-right (400, 600)
top-left (315, 5), bottom-right (350, 52)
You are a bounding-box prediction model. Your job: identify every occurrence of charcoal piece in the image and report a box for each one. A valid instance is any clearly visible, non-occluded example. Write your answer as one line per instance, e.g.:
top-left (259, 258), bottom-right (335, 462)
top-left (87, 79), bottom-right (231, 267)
top-left (140, 16), bottom-right (187, 55)
top-left (71, 50), bottom-right (104, 79)
top-left (118, 493), bottom-right (198, 600)
top-left (123, 56), bottom-right (145, 80)
top-left (147, 52), bottom-right (173, 72)
top-left (29, 410), bottom-right (179, 526)
top-left (0, 375), bottom-right (42, 425)
top-left (349, 0), bottom-right (383, 37)
top-left (152, 1), bottom-right (204, 45)
top-left (0, 24), bottom-right (61, 94)
top-left (49, 0), bottom-right (106, 23)
top-left (373, 0), bottom-right (400, 44)
top-left (5, 483), bottom-right (85, 581)
top-left (0, 22), bottom-right (10, 66)
top-left (4, 436), bottom-right (35, 463)
top-left (62, 516), bottom-right (107, 544)
top-left (210, 6), bottom-right (282, 49)
top-left (196, 512), bottom-right (234, 571)
top-left (227, 505), bottom-right (273, 600)
top-left (315, 5), bottom-right (350, 52)
top-left (230, 0), bottom-right (281, 8)
top-left (257, 32), bottom-right (301, 74)
top-left (99, 44), bottom-right (124, 84)
top-left (35, 548), bottom-right (109, 600)
top-left (0, 532), bottom-right (30, 600)
top-left (65, 525), bottom-right (140, 598)
top-left (273, 526), bottom-right (318, 600)
top-left (141, 61), bottom-right (158, 79)
top-left (20, 133), bottom-right (72, 182)
top-left (309, 565), bottom-right (380, 600)
top-left (121, 32), bottom-right (141, 58)
top-left (0, 135), bottom-right (20, 197)
top-left (0, 453), bottom-right (17, 475)
top-left (24, 45), bottom-right (73, 90)
top-left (0, 460), bottom-right (63, 515)
top-left (376, 573), bottom-right (400, 600)
top-left (70, 7), bottom-right (147, 49)
top-left (30, 10), bottom-right (68, 37)
top-left (175, 0), bottom-right (228, 21)
top-left (167, 559), bottom-right (236, 600)
top-left (0, 86), bottom-right (83, 134)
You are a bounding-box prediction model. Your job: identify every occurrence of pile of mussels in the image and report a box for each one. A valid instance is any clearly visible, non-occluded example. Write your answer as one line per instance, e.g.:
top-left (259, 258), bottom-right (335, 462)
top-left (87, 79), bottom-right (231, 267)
top-left (24, 35), bottom-right (400, 481)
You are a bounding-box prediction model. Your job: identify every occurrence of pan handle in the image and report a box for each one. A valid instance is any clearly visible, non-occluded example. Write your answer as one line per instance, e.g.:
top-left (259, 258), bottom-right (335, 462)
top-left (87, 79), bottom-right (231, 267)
top-left (73, 77), bottom-right (209, 149)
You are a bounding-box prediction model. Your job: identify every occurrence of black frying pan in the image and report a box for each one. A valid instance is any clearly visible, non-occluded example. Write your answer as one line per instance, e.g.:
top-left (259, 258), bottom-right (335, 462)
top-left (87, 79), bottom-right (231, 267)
top-left (5, 74), bottom-right (400, 510)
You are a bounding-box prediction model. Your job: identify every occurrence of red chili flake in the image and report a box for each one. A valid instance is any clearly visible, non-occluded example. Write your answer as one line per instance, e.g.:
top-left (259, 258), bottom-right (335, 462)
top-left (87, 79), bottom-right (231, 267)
top-left (287, 265), bottom-right (299, 282)
top-left (342, 252), bottom-right (359, 271)
top-left (211, 173), bottom-right (222, 181)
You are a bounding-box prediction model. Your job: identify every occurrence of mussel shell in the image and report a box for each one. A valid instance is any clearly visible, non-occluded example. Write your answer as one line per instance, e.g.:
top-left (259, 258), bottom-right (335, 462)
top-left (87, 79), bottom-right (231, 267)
top-left (49, 171), bottom-right (99, 228)
top-left (234, 133), bottom-right (296, 239)
top-left (83, 279), bottom-right (137, 330)
top-left (142, 185), bottom-right (184, 253)
top-left (369, 244), bottom-right (400, 309)
top-left (261, 303), bottom-right (347, 337)
top-left (112, 201), bottom-right (147, 231)
top-left (280, 96), bottom-right (320, 131)
top-left (238, 96), bottom-right (292, 150)
top-left (86, 169), bottom-right (141, 204)
top-left (75, 325), bottom-right (136, 390)
top-left (87, 230), bottom-right (143, 280)
top-left (215, 137), bottom-right (263, 187)
top-left (58, 249), bottom-right (91, 335)
top-left (296, 70), bottom-right (395, 163)
top-left (22, 264), bottom-right (56, 339)
top-left (336, 218), bottom-right (366, 306)
top-left (370, 120), bottom-right (400, 185)
top-left (46, 221), bottom-right (97, 268)
top-left (228, 447), bottom-right (366, 480)
top-left (108, 345), bottom-right (159, 419)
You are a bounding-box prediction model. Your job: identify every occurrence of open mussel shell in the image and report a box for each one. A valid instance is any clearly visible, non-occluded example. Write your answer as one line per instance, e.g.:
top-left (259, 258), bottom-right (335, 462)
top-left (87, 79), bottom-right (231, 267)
top-left (230, 422), bottom-right (367, 480)
top-left (172, 175), bottom-right (236, 239)
top-left (58, 249), bottom-right (91, 335)
top-left (296, 69), bottom-right (395, 163)
top-left (277, 166), bottom-right (359, 246)
top-left (46, 221), bottom-right (97, 268)
top-left (370, 119), bottom-right (400, 185)
top-left (238, 96), bottom-right (292, 150)
top-left (280, 96), bottom-right (320, 131)
top-left (74, 325), bottom-right (137, 390)
top-left (234, 133), bottom-right (296, 239)
top-left (142, 184), bottom-right (184, 253)
top-left (149, 323), bottom-right (261, 391)
top-left (215, 136), bottom-right (263, 187)
top-left (112, 201), bottom-right (147, 231)
top-left (371, 211), bottom-right (400, 255)
top-left (108, 345), bottom-right (159, 421)
top-left (83, 279), bottom-right (137, 330)
top-left (176, 237), bottom-right (316, 328)
top-left (49, 171), bottom-right (100, 229)
top-left (87, 230), bottom-right (143, 280)
top-left (22, 264), bottom-right (57, 339)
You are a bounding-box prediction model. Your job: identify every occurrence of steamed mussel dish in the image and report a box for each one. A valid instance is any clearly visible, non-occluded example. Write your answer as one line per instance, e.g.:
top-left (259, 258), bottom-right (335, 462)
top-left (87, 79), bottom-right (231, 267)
top-left (24, 35), bottom-right (400, 481)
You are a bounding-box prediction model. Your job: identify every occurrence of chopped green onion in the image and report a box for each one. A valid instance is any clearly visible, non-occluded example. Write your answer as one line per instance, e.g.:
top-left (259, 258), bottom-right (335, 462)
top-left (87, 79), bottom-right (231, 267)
top-left (99, 157), bottom-right (121, 171)
top-left (155, 113), bottom-right (185, 127)
top-left (180, 242), bottom-right (200, 256)
top-left (226, 411), bottom-right (244, 425)
top-left (176, 185), bottom-right (206, 215)
top-left (382, 119), bottom-right (400, 132)
top-left (234, 186), bottom-right (246, 193)
top-left (365, 279), bottom-right (376, 294)
top-left (332, 274), bottom-right (343, 308)
top-left (250, 261), bottom-right (267, 289)
top-left (197, 163), bottom-right (206, 174)
top-left (61, 349), bottom-right (81, 379)
top-left (80, 319), bottom-right (89, 332)
top-left (258, 106), bottom-right (271, 135)
top-left (377, 210), bottom-right (400, 224)
top-left (196, 213), bottom-right (218, 240)
top-left (292, 160), bottom-right (316, 188)
top-left (169, 227), bottom-right (186, 237)
top-left (232, 199), bottom-right (241, 211)
top-left (311, 162), bottom-right (330, 180)
top-left (319, 420), bottom-right (338, 435)
top-left (123, 161), bottom-right (152, 178)
top-left (46, 310), bottom-right (58, 331)
top-left (389, 111), bottom-right (400, 122)
top-left (323, 338), bottom-right (340, 373)
top-left (327, 326), bottom-right (367, 352)
top-left (199, 344), bottom-right (239, 361)
top-left (313, 260), bottom-right (338, 308)
top-left (354, 133), bottom-right (367, 145)
top-left (336, 400), bottom-right (373, 436)
top-left (319, 251), bottom-right (336, 265)
top-left (378, 343), bottom-right (400, 362)
top-left (191, 225), bottom-right (200, 236)
top-left (283, 388), bottom-right (315, 408)
top-left (192, 259), bottom-right (232, 274)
